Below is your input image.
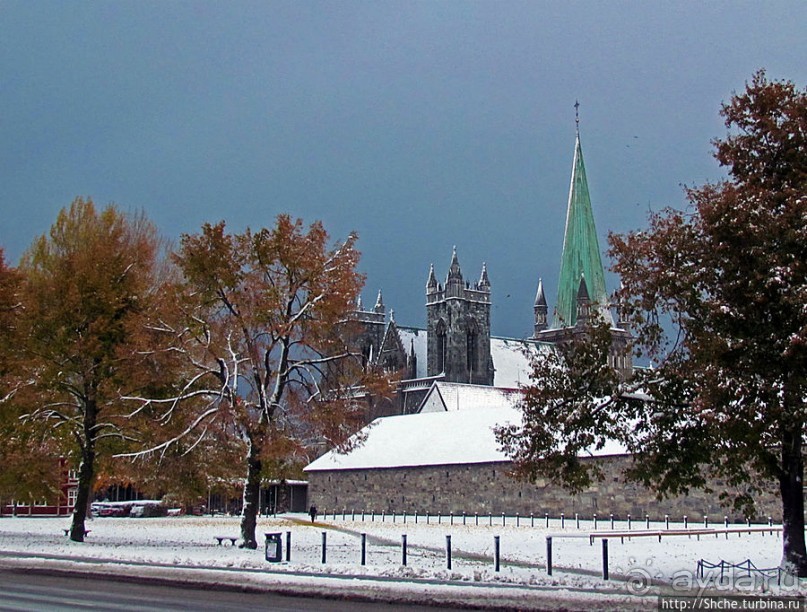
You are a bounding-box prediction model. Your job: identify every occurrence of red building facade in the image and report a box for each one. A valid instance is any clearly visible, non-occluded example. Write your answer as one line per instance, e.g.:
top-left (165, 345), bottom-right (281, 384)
top-left (0, 458), bottom-right (78, 517)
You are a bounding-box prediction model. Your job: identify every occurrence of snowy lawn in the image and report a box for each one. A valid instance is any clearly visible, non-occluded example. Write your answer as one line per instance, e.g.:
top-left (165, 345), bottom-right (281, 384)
top-left (0, 513), bottom-right (799, 598)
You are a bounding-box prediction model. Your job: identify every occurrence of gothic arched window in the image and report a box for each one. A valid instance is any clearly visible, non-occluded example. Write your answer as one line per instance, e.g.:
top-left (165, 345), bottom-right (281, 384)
top-left (436, 320), bottom-right (447, 373)
top-left (361, 342), bottom-right (373, 369)
top-left (466, 319), bottom-right (478, 378)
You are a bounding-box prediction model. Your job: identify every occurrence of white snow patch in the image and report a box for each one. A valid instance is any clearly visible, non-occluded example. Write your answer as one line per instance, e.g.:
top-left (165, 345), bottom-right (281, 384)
top-left (0, 514), bottom-right (800, 606)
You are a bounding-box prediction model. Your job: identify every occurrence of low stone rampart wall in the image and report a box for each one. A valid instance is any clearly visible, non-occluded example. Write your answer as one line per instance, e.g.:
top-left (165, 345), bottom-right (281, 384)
top-left (307, 455), bottom-right (781, 521)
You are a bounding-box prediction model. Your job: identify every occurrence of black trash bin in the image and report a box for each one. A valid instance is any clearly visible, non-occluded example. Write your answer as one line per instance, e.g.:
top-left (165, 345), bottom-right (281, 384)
top-left (265, 532), bottom-right (283, 562)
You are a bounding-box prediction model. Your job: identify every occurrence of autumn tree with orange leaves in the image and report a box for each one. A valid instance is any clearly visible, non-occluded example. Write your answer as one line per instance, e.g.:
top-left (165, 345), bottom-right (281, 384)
top-left (11, 199), bottom-right (168, 541)
top-left (0, 249), bottom-right (63, 510)
top-left (124, 216), bottom-right (392, 548)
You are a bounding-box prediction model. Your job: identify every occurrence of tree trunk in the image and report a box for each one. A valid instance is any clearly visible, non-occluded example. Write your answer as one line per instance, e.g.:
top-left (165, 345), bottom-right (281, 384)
top-left (239, 436), bottom-right (262, 549)
top-left (70, 441), bottom-right (95, 542)
top-left (70, 396), bottom-right (97, 543)
top-left (779, 426), bottom-right (807, 576)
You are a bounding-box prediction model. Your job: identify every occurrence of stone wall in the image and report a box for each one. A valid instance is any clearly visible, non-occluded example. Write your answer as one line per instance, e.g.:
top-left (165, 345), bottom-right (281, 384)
top-left (307, 455), bottom-right (782, 521)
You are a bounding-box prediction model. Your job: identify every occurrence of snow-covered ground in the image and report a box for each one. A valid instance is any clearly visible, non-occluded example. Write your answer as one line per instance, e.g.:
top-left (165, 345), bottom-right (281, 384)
top-left (0, 513), bottom-right (801, 610)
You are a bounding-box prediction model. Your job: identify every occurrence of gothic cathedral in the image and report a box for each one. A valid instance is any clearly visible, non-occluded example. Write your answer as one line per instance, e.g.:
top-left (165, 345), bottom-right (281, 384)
top-left (350, 121), bottom-right (632, 415)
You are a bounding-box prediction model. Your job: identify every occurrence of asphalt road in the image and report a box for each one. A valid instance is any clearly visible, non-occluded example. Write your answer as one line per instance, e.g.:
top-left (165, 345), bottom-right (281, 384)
top-left (0, 570), bottom-right (443, 611)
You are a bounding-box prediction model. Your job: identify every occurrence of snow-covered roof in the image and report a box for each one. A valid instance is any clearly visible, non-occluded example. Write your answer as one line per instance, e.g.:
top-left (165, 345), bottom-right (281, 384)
top-left (397, 327), bottom-right (428, 378)
top-left (418, 382), bottom-right (520, 413)
top-left (396, 326), bottom-right (548, 387)
top-left (305, 391), bottom-right (628, 472)
top-left (305, 406), bottom-right (521, 471)
top-left (490, 337), bottom-right (547, 387)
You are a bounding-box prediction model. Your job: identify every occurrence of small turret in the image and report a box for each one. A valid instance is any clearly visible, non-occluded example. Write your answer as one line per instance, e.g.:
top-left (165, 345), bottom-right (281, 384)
top-left (575, 274), bottom-right (591, 327)
top-left (445, 246), bottom-right (464, 297)
top-left (374, 289), bottom-right (385, 314)
top-left (426, 264), bottom-right (438, 293)
top-left (615, 283), bottom-right (630, 330)
top-left (447, 246), bottom-right (462, 278)
top-left (356, 294), bottom-right (364, 311)
top-left (408, 339), bottom-right (417, 379)
top-left (478, 262), bottom-right (491, 291)
top-left (533, 278), bottom-right (548, 336)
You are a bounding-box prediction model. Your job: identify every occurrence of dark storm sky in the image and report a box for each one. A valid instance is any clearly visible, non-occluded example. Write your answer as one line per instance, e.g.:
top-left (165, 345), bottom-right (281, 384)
top-left (2, 1), bottom-right (805, 337)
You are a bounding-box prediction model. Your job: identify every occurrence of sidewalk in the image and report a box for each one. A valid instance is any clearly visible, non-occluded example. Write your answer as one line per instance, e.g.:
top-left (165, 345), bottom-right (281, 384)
top-left (0, 550), bottom-right (657, 611)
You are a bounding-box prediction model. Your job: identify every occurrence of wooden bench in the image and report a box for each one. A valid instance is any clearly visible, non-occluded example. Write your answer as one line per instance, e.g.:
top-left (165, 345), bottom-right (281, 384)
top-left (63, 529), bottom-right (91, 537)
top-left (214, 536), bottom-right (238, 546)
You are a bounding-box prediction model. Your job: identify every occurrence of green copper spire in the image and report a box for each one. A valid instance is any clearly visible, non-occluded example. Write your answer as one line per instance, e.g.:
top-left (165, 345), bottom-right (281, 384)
top-left (553, 122), bottom-right (612, 328)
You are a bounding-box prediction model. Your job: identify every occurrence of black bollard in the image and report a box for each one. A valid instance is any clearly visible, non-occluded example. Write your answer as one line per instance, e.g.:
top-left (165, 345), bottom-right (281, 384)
top-left (402, 534), bottom-right (407, 566)
top-left (321, 531), bottom-right (327, 564)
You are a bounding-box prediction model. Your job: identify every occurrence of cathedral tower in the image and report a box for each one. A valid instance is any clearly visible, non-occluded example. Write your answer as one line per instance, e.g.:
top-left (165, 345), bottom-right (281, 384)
top-left (535, 107), bottom-right (633, 378)
top-left (554, 118), bottom-right (612, 328)
top-left (426, 248), bottom-right (494, 385)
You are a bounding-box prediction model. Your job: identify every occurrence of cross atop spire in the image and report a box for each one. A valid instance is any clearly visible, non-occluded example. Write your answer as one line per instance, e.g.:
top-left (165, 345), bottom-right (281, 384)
top-left (574, 100), bottom-right (580, 133)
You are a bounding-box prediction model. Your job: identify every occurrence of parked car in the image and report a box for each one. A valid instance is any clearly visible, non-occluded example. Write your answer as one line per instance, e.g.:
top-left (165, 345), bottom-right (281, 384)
top-left (90, 502), bottom-right (130, 517)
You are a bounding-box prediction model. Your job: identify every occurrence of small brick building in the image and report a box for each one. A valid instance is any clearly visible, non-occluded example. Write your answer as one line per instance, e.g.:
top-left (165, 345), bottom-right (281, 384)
top-left (0, 458), bottom-right (78, 517)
